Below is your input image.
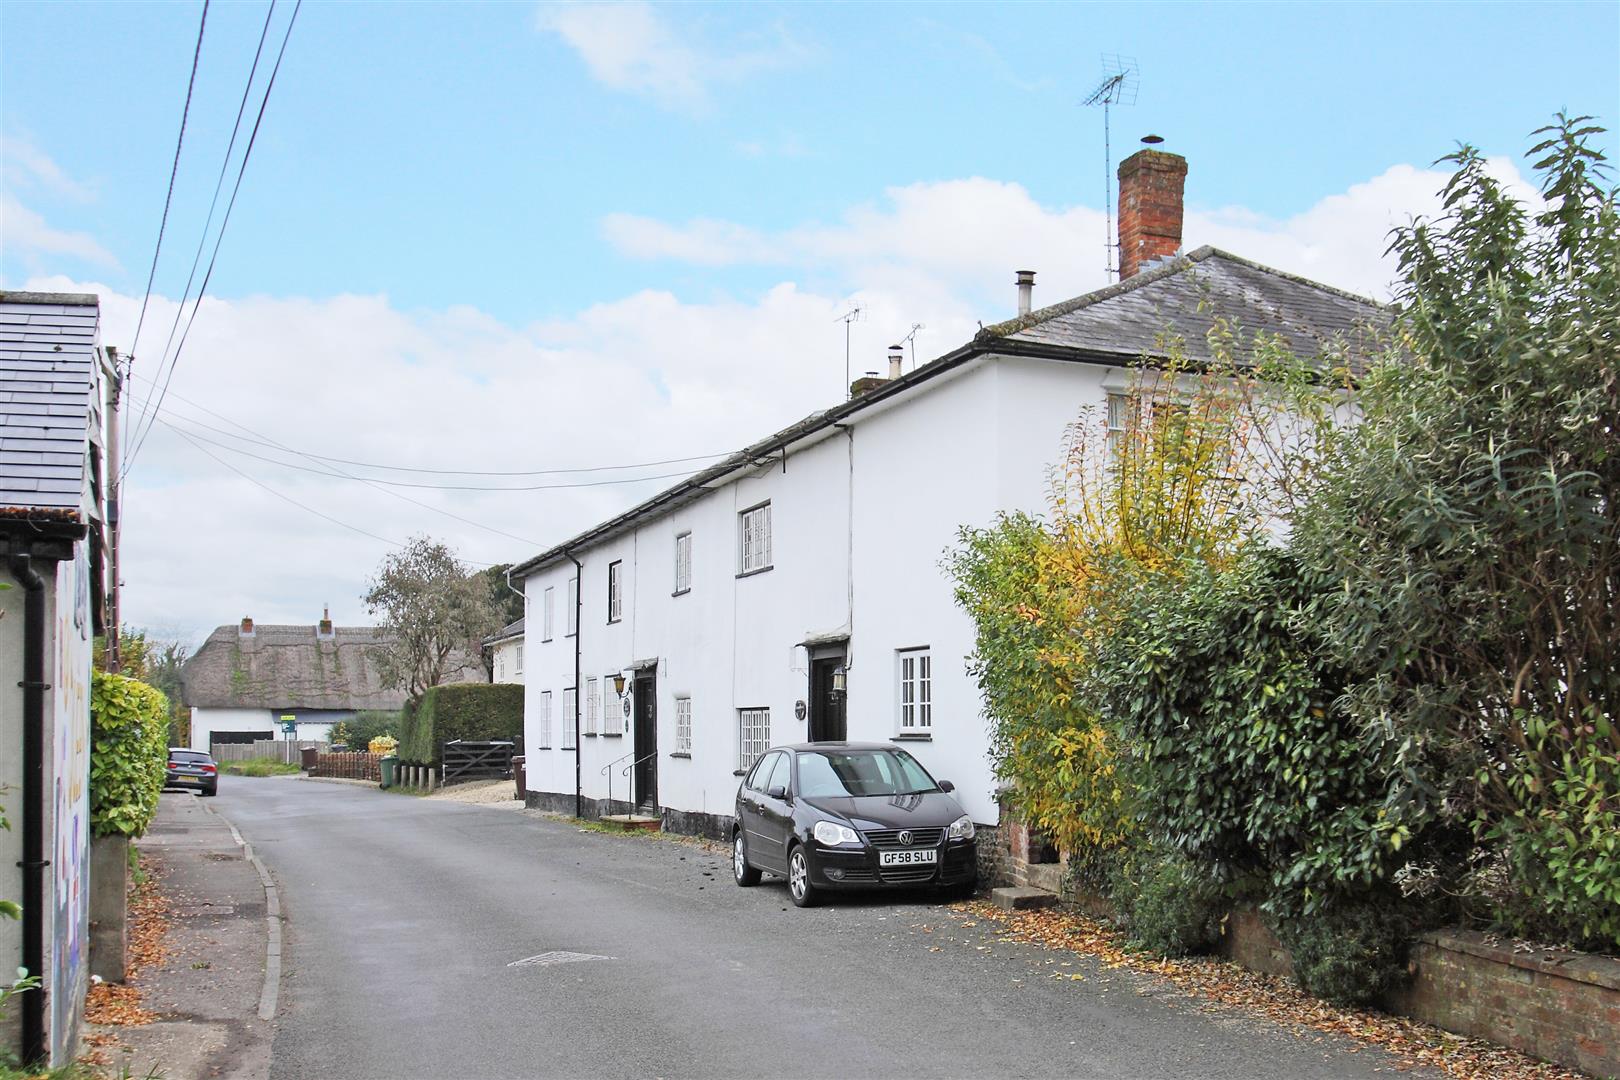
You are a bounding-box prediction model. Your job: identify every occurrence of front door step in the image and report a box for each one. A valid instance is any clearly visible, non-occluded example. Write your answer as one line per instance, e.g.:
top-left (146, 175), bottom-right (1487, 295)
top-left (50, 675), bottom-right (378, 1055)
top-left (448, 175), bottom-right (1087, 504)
top-left (991, 885), bottom-right (1058, 911)
top-left (601, 814), bottom-right (661, 832)
top-left (1025, 863), bottom-right (1063, 894)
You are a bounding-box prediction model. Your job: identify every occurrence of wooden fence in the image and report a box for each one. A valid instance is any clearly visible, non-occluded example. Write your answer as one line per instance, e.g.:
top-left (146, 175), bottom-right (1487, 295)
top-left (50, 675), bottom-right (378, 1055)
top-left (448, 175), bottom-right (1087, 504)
top-left (308, 751), bottom-right (383, 782)
top-left (210, 740), bottom-right (329, 764)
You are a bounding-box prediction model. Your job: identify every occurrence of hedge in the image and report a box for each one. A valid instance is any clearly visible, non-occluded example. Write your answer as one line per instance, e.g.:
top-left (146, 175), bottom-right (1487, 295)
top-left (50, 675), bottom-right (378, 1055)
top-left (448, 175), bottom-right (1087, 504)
top-left (397, 683), bottom-right (524, 765)
top-left (90, 671), bottom-right (171, 838)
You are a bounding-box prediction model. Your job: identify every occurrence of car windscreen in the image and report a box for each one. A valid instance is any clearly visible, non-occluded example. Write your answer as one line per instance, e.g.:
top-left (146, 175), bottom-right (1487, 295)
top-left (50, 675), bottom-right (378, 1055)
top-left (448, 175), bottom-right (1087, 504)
top-left (796, 750), bottom-right (937, 798)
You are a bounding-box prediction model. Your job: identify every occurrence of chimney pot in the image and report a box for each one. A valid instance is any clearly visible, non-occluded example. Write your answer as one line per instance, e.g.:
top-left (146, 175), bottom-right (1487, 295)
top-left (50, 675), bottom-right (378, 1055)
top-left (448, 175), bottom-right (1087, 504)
top-left (1117, 149), bottom-right (1187, 280)
top-left (887, 345), bottom-right (904, 380)
top-left (1015, 270), bottom-right (1036, 316)
top-left (318, 604), bottom-right (334, 639)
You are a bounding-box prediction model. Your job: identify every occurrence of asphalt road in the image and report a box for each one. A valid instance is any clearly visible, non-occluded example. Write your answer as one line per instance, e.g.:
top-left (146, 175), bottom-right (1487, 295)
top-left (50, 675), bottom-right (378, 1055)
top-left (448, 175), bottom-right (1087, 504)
top-left (219, 777), bottom-right (1428, 1080)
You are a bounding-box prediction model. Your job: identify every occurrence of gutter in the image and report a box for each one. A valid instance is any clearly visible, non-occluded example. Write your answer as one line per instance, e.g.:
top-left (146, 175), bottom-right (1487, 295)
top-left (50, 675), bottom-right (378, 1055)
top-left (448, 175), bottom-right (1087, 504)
top-left (8, 554), bottom-right (48, 1067)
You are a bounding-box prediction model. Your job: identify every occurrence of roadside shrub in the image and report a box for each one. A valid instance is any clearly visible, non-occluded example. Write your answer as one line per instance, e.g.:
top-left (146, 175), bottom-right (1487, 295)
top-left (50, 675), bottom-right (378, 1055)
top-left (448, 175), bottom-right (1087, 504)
top-left (90, 672), bottom-right (170, 837)
top-left (397, 683), bottom-right (523, 765)
top-left (1114, 850), bottom-right (1227, 958)
top-left (1274, 899), bottom-right (1410, 1005)
top-left (368, 734), bottom-right (399, 756)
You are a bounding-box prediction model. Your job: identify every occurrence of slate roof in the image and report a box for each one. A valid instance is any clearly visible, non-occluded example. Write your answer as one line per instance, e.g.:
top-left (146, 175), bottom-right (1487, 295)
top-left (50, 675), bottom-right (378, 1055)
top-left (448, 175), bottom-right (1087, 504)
top-left (0, 292), bottom-right (102, 519)
top-left (180, 624), bottom-right (412, 711)
top-left (980, 246), bottom-right (1388, 375)
top-left (513, 248), bottom-right (1389, 576)
top-left (484, 617), bottom-right (524, 647)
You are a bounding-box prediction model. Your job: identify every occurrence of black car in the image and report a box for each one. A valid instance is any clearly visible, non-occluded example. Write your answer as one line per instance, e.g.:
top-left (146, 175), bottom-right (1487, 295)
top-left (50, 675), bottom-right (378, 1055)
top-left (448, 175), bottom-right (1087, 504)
top-left (732, 742), bottom-right (977, 907)
top-left (165, 749), bottom-right (219, 797)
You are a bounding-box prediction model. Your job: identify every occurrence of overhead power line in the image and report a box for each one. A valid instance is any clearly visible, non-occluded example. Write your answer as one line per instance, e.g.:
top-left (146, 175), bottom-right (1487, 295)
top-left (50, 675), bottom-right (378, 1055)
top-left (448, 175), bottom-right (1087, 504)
top-left (125, 374), bottom-right (730, 477)
top-left (126, 0), bottom-right (211, 400)
top-left (126, 0), bottom-right (279, 461)
top-left (124, 0), bottom-right (304, 479)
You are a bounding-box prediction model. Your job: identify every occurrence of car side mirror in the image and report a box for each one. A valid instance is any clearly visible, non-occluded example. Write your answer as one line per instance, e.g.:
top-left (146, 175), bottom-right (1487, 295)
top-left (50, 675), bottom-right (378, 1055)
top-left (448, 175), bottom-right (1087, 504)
top-left (766, 784), bottom-right (788, 801)
top-left (938, 780), bottom-right (955, 793)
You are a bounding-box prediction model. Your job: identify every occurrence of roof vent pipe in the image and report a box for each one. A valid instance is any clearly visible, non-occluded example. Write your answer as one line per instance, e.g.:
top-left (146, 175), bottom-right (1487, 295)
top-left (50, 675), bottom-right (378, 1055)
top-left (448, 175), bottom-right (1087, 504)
top-left (887, 346), bottom-right (904, 380)
top-left (1015, 270), bottom-right (1035, 316)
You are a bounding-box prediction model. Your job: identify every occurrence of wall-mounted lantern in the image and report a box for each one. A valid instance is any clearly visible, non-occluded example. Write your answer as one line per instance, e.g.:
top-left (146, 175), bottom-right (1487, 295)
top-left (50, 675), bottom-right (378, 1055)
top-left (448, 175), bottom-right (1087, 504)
top-left (613, 672), bottom-right (628, 696)
top-left (830, 665), bottom-right (847, 701)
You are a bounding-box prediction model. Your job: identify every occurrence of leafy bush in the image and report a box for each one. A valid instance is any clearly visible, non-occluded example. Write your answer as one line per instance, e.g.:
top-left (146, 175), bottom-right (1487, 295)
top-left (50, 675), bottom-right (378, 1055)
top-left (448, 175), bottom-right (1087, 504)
top-left (90, 672), bottom-right (170, 838)
top-left (1274, 899), bottom-right (1410, 1005)
top-left (368, 734), bottom-right (399, 756)
top-left (1113, 850), bottom-right (1227, 958)
top-left (342, 710), bottom-right (401, 752)
top-left (1291, 116), bottom-right (1619, 950)
top-left (397, 683), bottom-right (524, 765)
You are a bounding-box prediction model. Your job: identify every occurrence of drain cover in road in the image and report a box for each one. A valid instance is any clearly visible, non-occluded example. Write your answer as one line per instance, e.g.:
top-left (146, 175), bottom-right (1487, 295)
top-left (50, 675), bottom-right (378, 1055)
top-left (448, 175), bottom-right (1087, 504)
top-left (508, 951), bottom-right (614, 968)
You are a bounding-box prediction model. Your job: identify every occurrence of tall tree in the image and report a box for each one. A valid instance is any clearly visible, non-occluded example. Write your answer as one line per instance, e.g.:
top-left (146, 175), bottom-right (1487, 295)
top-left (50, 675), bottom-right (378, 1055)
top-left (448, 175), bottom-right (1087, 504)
top-left (363, 536), bottom-right (501, 701)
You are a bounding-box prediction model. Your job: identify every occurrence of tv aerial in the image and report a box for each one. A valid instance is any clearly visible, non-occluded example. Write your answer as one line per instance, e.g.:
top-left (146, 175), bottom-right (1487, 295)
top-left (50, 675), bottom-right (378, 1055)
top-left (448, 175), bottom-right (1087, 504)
top-left (898, 323), bottom-right (925, 369)
top-left (834, 303), bottom-right (866, 399)
top-left (1082, 55), bottom-right (1140, 281)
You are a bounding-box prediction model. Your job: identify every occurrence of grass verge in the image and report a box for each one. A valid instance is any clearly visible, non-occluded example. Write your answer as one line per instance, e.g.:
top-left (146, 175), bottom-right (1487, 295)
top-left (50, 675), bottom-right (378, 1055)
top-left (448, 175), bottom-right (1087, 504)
top-left (222, 758), bottom-right (302, 777)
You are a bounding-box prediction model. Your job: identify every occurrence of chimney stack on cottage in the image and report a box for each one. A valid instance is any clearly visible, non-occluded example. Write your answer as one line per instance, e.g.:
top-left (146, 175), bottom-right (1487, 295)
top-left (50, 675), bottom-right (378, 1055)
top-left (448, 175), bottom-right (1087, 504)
top-left (239, 616), bottom-right (255, 638)
top-left (318, 605), bottom-right (334, 640)
top-left (887, 345), bottom-right (904, 380)
top-left (1117, 146), bottom-right (1187, 279)
top-left (1015, 270), bottom-right (1035, 316)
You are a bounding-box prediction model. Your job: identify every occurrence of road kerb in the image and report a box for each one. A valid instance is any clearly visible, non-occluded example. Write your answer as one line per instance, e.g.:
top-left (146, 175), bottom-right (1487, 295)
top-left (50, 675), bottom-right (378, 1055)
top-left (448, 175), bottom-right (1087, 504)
top-left (199, 798), bottom-right (283, 1022)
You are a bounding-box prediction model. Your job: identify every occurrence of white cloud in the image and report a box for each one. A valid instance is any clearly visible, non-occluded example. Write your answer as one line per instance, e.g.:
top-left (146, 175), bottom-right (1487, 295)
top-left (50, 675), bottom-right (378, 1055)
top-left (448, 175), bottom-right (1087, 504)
top-left (535, 1), bottom-right (803, 110)
top-left (2, 195), bottom-right (121, 269)
top-left (29, 154), bottom-right (1536, 644)
top-left (2, 133), bottom-right (97, 201)
top-left (602, 158), bottom-right (1540, 305)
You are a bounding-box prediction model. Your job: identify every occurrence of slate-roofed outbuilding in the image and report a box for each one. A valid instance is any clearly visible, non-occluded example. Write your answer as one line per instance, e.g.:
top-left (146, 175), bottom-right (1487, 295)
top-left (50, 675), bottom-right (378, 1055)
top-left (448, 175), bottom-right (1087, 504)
top-left (0, 291), bottom-right (104, 522)
top-left (484, 617), bottom-right (524, 647)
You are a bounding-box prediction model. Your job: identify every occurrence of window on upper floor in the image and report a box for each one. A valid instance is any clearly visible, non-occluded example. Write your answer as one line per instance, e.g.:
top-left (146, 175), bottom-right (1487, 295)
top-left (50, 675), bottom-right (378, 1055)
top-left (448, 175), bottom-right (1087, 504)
top-left (607, 560), bottom-right (623, 623)
top-left (674, 532), bottom-right (692, 595)
top-left (542, 587), bottom-right (555, 641)
top-left (538, 691), bottom-right (552, 748)
top-left (674, 696), bottom-right (692, 755)
top-left (738, 502), bottom-right (772, 576)
top-left (897, 647), bottom-right (933, 731)
top-left (562, 687), bottom-right (577, 749)
top-left (566, 575), bottom-right (579, 636)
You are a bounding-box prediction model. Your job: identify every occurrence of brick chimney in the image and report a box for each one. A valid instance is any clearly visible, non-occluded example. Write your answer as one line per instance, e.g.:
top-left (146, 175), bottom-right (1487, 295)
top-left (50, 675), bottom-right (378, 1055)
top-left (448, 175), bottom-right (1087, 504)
top-left (239, 616), bottom-right (255, 639)
top-left (1117, 149), bottom-right (1187, 279)
top-left (317, 605), bottom-right (334, 640)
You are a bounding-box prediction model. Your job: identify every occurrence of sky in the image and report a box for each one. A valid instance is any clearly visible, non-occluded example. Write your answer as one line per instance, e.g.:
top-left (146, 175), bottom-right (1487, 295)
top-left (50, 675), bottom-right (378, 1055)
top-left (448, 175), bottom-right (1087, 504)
top-left (2, 0), bottom-right (1617, 645)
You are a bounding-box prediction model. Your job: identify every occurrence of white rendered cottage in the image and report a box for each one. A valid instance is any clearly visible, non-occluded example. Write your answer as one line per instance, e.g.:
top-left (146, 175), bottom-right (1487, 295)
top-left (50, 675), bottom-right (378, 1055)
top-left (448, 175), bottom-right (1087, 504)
top-left (511, 150), bottom-right (1385, 842)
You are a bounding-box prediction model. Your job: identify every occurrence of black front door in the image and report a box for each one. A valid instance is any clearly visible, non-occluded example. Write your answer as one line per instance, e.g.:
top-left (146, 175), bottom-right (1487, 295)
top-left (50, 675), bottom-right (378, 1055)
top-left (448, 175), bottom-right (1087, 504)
top-left (809, 656), bottom-right (847, 742)
top-left (633, 669), bottom-right (657, 810)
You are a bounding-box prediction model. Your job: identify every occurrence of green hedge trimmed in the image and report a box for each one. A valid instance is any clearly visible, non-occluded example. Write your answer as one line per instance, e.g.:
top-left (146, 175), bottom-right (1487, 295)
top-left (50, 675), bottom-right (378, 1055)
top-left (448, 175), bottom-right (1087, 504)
top-left (90, 672), bottom-right (171, 838)
top-left (398, 683), bottom-right (524, 765)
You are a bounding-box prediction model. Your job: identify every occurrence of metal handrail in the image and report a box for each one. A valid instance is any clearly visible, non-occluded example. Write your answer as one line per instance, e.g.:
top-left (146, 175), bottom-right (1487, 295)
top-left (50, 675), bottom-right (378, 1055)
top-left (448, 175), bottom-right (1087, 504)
top-left (601, 747), bottom-right (658, 813)
top-left (620, 750), bottom-right (658, 777)
top-left (599, 748), bottom-right (638, 776)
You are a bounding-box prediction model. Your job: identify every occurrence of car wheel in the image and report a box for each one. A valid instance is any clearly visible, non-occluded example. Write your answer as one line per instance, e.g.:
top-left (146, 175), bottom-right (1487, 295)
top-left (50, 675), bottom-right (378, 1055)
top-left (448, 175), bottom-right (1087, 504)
top-left (733, 831), bottom-right (761, 887)
top-left (787, 845), bottom-right (819, 908)
top-left (202, 786), bottom-right (217, 798)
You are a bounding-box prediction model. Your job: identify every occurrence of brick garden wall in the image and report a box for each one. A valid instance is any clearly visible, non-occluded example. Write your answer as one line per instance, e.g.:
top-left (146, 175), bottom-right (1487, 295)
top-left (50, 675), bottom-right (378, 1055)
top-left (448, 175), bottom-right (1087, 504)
top-left (308, 751), bottom-right (382, 782)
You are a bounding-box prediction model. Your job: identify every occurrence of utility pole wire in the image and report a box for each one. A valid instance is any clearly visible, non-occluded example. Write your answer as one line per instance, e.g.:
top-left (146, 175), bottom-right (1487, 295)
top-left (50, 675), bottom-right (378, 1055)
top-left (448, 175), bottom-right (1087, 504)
top-left (126, 0), bottom-right (278, 457)
top-left (126, 0), bottom-right (210, 435)
top-left (124, 0), bottom-right (303, 479)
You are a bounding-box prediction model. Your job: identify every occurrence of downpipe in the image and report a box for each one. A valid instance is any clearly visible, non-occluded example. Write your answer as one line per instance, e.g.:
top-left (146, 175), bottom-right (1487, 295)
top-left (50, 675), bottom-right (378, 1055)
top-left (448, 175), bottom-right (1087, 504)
top-left (8, 554), bottom-right (48, 1067)
top-left (567, 552), bottom-right (582, 820)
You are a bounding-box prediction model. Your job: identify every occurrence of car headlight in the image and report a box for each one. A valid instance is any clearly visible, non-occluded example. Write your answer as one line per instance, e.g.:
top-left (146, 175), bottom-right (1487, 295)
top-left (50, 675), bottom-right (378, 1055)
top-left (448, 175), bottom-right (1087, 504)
top-left (948, 815), bottom-right (976, 841)
top-left (813, 821), bottom-right (861, 846)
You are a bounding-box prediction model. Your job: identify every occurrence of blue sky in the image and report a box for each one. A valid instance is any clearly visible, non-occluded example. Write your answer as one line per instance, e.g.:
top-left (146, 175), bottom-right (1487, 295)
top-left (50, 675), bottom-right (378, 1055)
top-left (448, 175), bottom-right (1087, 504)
top-left (2, 1), bottom-right (1617, 638)
top-left (6, 1), bottom-right (1615, 320)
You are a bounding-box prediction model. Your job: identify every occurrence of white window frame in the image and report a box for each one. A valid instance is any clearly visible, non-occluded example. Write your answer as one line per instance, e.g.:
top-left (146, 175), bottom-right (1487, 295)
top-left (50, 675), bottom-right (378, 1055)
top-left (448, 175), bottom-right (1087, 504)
top-left (1106, 392), bottom-right (1129, 460)
top-left (673, 532), bottom-right (692, 595)
top-left (605, 673), bottom-right (624, 734)
top-left (674, 696), bottom-right (692, 755)
top-left (538, 690), bottom-right (552, 749)
top-left (562, 687), bottom-right (577, 749)
top-left (738, 502), bottom-right (772, 576)
top-left (565, 575), bottom-right (578, 637)
top-left (495, 654), bottom-right (506, 681)
top-left (738, 707), bottom-right (770, 771)
top-left (542, 586), bottom-right (555, 641)
top-left (515, 643), bottom-right (524, 677)
top-left (898, 647), bottom-right (933, 731)
top-left (607, 560), bottom-right (623, 623)
top-left (585, 677), bottom-right (599, 737)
